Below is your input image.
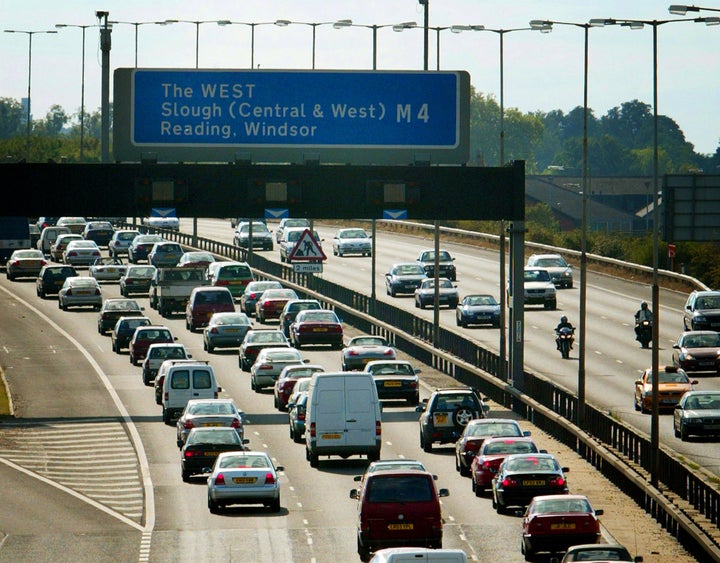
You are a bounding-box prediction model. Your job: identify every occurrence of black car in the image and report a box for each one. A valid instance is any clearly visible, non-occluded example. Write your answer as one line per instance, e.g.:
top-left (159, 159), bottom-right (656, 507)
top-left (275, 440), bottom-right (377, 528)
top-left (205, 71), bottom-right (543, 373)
top-left (35, 264), bottom-right (78, 298)
top-left (279, 299), bottom-right (322, 337)
top-left (416, 387), bottom-right (490, 452)
top-left (683, 290), bottom-right (720, 331)
top-left (97, 298), bottom-right (145, 334)
top-left (491, 452), bottom-right (570, 514)
top-left (385, 262), bottom-right (428, 297)
top-left (416, 248), bottom-right (457, 281)
top-left (111, 315), bottom-right (152, 353)
top-left (128, 234), bottom-right (164, 263)
top-left (233, 221), bottom-right (274, 251)
top-left (180, 427), bottom-right (248, 482)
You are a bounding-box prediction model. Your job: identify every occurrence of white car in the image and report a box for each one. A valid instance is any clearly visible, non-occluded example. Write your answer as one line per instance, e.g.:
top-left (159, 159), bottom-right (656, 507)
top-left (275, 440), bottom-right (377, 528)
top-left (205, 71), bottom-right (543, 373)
top-left (206, 451), bottom-right (284, 513)
top-left (250, 347), bottom-right (305, 392)
top-left (332, 228), bottom-right (372, 257)
top-left (58, 276), bottom-right (102, 310)
top-left (143, 216), bottom-right (179, 230)
top-left (62, 240), bottom-right (102, 266)
top-left (516, 267), bottom-right (557, 310)
top-left (89, 256), bottom-right (127, 281)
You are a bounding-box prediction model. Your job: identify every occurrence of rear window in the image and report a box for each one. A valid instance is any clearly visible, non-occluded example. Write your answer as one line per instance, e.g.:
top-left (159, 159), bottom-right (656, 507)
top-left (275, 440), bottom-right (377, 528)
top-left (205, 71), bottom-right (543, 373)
top-left (193, 369), bottom-right (213, 389)
top-left (366, 475), bottom-right (434, 503)
top-left (217, 264), bottom-right (252, 279)
top-left (194, 290), bottom-right (233, 305)
top-left (171, 370), bottom-right (190, 389)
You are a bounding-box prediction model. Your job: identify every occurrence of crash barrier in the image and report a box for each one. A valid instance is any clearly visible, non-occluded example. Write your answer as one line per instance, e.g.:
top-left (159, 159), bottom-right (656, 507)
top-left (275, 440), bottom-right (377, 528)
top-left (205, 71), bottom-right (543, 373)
top-left (141, 221), bottom-right (719, 561)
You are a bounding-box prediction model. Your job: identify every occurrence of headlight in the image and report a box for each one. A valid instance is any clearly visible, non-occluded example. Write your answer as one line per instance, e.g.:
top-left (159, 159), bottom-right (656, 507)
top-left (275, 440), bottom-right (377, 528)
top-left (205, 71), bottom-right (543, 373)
top-left (695, 314), bottom-right (707, 323)
top-left (684, 353), bottom-right (695, 360)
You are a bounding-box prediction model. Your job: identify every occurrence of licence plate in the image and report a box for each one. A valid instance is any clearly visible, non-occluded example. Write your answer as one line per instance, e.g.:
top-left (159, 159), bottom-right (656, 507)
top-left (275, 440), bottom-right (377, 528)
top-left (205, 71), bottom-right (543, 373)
top-left (384, 381), bottom-right (402, 387)
top-left (75, 290), bottom-right (91, 295)
top-left (550, 523), bottom-right (576, 530)
top-left (523, 479), bottom-right (545, 486)
top-left (434, 413), bottom-right (448, 424)
top-left (312, 327), bottom-right (328, 332)
top-left (321, 433), bottom-right (342, 440)
top-left (225, 328), bottom-right (239, 333)
top-left (202, 422), bottom-right (223, 427)
top-left (233, 477), bottom-right (256, 484)
top-left (204, 451), bottom-right (220, 457)
top-left (388, 523), bottom-right (413, 530)
top-left (662, 399), bottom-right (677, 404)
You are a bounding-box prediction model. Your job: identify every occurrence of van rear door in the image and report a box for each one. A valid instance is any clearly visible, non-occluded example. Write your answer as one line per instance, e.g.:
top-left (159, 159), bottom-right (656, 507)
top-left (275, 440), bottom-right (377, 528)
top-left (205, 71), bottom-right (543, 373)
top-left (345, 375), bottom-right (379, 448)
top-left (315, 376), bottom-right (347, 446)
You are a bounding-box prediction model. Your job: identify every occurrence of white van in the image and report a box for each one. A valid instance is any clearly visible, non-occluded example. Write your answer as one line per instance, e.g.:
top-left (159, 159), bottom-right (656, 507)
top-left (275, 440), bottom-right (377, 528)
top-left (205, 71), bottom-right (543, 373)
top-left (369, 548), bottom-right (468, 563)
top-left (161, 360), bottom-right (222, 424)
top-left (37, 226), bottom-right (71, 255)
top-left (305, 371), bottom-right (382, 467)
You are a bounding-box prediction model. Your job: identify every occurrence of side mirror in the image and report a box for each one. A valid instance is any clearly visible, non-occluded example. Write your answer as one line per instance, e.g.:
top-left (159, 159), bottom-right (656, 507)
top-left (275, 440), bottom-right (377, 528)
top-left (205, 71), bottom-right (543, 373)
top-left (523, 430), bottom-right (531, 436)
top-left (415, 405), bottom-right (424, 413)
top-left (275, 465), bottom-right (285, 472)
top-left (594, 509), bottom-right (604, 516)
top-left (482, 404), bottom-right (491, 414)
top-left (349, 489), bottom-right (359, 500)
top-left (561, 467), bottom-right (570, 473)
top-left (353, 475), bottom-right (362, 482)
top-left (217, 386), bottom-right (223, 393)
top-left (438, 488), bottom-right (450, 497)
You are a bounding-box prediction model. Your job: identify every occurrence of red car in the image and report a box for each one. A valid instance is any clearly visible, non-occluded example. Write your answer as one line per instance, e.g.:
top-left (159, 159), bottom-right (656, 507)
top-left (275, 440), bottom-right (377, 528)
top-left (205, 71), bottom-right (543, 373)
top-left (255, 288), bottom-right (298, 323)
top-left (454, 418), bottom-right (529, 477)
top-left (521, 494), bottom-right (604, 560)
top-left (470, 436), bottom-right (541, 496)
top-left (128, 326), bottom-right (176, 366)
top-left (289, 309), bottom-right (344, 349)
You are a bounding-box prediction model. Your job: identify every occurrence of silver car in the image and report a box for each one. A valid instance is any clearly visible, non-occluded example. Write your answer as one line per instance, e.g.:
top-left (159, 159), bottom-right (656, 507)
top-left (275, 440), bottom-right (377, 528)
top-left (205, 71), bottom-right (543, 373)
top-left (250, 347), bottom-right (305, 391)
top-left (58, 276), bottom-right (102, 310)
top-left (175, 398), bottom-right (244, 448)
top-left (203, 312), bottom-right (253, 352)
top-left (526, 253), bottom-right (573, 289)
top-left (206, 451), bottom-right (284, 513)
top-left (6, 249), bottom-right (46, 280)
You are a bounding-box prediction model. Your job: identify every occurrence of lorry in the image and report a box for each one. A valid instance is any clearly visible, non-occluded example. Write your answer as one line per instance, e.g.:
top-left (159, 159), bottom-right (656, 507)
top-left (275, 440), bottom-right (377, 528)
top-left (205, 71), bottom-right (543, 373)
top-left (0, 217), bottom-right (32, 264)
top-left (149, 267), bottom-right (209, 317)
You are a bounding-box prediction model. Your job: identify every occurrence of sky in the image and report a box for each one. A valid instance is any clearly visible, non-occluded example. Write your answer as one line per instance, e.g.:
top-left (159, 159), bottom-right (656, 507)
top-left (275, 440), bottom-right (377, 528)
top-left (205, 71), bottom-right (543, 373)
top-left (1, 0), bottom-right (719, 155)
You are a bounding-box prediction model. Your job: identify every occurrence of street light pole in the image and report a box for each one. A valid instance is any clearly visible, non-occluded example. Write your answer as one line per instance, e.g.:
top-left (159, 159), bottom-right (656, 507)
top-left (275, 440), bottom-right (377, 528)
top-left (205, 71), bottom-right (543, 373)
top-left (530, 18), bottom-right (591, 429)
top-left (334, 22), bottom-right (413, 70)
top-left (162, 20), bottom-right (222, 68)
top-left (55, 24), bottom-right (95, 162)
top-left (217, 21), bottom-right (276, 69)
top-left (3, 29), bottom-right (57, 161)
top-left (275, 20), bottom-right (350, 69)
top-left (419, 0), bottom-right (429, 70)
top-left (589, 14), bottom-right (718, 487)
top-left (110, 21), bottom-right (160, 67)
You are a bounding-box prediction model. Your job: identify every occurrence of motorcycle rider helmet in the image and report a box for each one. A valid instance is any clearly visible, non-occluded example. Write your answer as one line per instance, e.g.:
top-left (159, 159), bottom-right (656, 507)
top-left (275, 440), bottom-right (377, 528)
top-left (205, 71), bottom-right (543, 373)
top-left (641, 301), bottom-right (648, 310)
top-left (560, 316), bottom-right (568, 323)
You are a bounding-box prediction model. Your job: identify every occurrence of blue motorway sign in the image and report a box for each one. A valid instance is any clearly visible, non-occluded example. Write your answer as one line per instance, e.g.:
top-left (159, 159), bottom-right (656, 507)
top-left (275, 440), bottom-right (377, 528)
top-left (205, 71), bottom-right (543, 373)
top-left (114, 69), bottom-right (470, 165)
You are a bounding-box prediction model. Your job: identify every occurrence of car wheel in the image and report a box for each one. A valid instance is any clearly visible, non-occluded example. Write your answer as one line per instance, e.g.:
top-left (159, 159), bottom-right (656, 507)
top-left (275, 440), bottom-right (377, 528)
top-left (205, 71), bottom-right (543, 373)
top-left (459, 461), bottom-right (470, 478)
top-left (357, 539), bottom-right (371, 563)
top-left (634, 395), bottom-right (641, 412)
top-left (162, 408), bottom-right (171, 425)
top-left (182, 469), bottom-right (190, 482)
top-left (674, 422), bottom-right (681, 438)
top-left (308, 448), bottom-right (318, 468)
top-left (130, 354), bottom-right (136, 366)
top-left (251, 376), bottom-right (257, 391)
top-left (208, 494), bottom-right (220, 513)
top-left (6, 273), bottom-right (13, 281)
top-left (390, 287), bottom-right (396, 297)
top-left (680, 424), bottom-right (689, 441)
top-left (206, 342), bottom-right (214, 353)
top-left (422, 435), bottom-right (432, 453)
top-left (269, 495), bottom-right (281, 513)
top-left (367, 450), bottom-right (380, 462)
top-left (452, 407), bottom-right (474, 429)
top-left (408, 394), bottom-right (419, 406)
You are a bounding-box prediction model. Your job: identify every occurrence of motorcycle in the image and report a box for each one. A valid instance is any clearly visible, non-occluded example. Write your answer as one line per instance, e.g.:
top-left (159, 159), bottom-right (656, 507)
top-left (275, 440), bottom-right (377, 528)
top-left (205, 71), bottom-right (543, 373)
top-left (555, 326), bottom-right (575, 359)
top-left (635, 319), bottom-right (652, 349)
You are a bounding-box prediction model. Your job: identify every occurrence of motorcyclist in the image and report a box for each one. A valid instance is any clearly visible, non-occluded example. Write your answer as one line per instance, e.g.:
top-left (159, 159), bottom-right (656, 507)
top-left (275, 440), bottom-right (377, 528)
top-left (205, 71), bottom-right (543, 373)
top-left (634, 301), bottom-right (653, 340)
top-left (555, 316), bottom-right (575, 350)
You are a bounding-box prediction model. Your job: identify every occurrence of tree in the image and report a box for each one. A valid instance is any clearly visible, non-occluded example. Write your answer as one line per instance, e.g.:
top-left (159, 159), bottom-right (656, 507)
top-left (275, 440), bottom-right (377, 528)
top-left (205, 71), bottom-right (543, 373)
top-left (0, 97), bottom-right (25, 139)
top-left (38, 105), bottom-right (68, 137)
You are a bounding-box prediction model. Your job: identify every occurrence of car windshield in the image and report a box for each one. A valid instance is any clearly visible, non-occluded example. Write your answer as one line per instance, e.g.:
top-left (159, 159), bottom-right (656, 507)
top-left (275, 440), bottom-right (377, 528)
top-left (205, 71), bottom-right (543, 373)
top-left (188, 402), bottom-right (236, 415)
top-left (127, 267), bottom-right (155, 277)
top-left (420, 251), bottom-right (451, 261)
top-left (368, 363), bottom-right (414, 375)
top-left (247, 281), bottom-right (282, 293)
top-left (682, 333), bottom-right (720, 348)
top-left (536, 257), bottom-right (567, 268)
top-left (396, 264), bottom-right (425, 275)
top-left (467, 295), bottom-right (497, 306)
top-left (299, 311), bottom-right (337, 323)
top-left (137, 235), bottom-right (163, 243)
top-left (212, 313), bottom-right (250, 325)
top-left (645, 370), bottom-right (690, 384)
top-left (532, 497), bottom-right (590, 514)
top-left (506, 456), bottom-right (558, 472)
top-left (695, 295), bottom-right (720, 310)
top-left (219, 454), bottom-right (269, 469)
top-left (350, 337), bottom-right (387, 347)
top-left (366, 475), bottom-right (433, 503)
top-left (686, 394), bottom-right (720, 410)
top-left (467, 422), bottom-right (520, 437)
top-left (525, 269), bottom-right (551, 282)
top-left (339, 229), bottom-right (367, 239)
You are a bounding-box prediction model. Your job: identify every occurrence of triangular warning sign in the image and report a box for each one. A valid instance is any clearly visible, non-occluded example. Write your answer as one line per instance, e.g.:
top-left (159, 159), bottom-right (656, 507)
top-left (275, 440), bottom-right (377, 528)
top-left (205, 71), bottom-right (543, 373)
top-left (288, 228), bottom-right (327, 261)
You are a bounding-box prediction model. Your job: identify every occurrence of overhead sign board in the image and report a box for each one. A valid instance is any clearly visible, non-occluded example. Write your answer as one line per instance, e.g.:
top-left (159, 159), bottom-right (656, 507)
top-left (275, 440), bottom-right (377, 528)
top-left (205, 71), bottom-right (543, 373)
top-left (663, 174), bottom-right (720, 242)
top-left (113, 69), bottom-right (470, 165)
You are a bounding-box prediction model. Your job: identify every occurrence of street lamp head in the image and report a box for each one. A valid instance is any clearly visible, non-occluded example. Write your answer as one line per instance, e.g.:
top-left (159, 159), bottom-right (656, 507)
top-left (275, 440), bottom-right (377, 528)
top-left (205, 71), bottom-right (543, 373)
top-left (668, 4), bottom-right (697, 14)
top-left (450, 24), bottom-right (484, 33)
top-left (393, 21), bottom-right (417, 32)
top-left (217, 20), bottom-right (232, 26)
top-left (275, 19), bottom-right (291, 27)
top-left (333, 19), bottom-right (353, 29)
top-left (589, 18), bottom-right (616, 27)
top-left (529, 20), bottom-right (554, 32)
top-left (699, 16), bottom-right (720, 25)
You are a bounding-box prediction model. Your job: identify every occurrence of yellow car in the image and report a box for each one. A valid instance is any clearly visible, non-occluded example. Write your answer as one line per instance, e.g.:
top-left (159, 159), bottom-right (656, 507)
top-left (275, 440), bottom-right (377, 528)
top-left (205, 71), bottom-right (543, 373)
top-left (634, 366), bottom-right (697, 413)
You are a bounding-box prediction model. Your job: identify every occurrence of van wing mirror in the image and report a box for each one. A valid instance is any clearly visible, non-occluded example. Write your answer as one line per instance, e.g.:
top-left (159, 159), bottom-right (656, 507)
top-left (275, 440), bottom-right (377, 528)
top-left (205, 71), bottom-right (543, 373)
top-left (438, 488), bottom-right (450, 497)
top-left (349, 489), bottom-right (359, 499)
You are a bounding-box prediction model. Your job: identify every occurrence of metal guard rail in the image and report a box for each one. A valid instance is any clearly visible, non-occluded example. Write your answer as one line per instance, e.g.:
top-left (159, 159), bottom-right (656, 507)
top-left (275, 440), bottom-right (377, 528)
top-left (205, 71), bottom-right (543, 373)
top-left (146, 224), bottom-right (720, 562)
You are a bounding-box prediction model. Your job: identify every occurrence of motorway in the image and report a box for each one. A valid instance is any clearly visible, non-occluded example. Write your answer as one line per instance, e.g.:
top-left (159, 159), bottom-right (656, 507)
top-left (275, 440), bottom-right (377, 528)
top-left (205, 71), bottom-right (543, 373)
top-left (0, 218), bottom-right (711, 562)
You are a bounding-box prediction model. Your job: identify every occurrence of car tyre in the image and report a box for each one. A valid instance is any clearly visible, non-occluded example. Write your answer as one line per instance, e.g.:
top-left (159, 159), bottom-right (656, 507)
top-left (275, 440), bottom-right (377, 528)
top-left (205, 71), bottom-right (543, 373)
top-left (208, 494), bottom-right (220, 514)
top-left (307, 448), bottom-right (319, 468)
top-left (251, 376), bottom-right (257, 391)
top-left (459, 460), bottom-right (470, 478)
top-left (452, 407), bottom-right (474, 429)
top-left (422, 434), bottom-right (432, 453)
top-left (680, 424), bottom-right (689, 441)
top-left (674, 423), bottom-right (681, 438)
top-left (269, 496), bottom-right (281, 513)
top-left (182, 469), bottom-right (190, 482)
top-left (162, 408), bottom-right (171, 425)
top-left (293, 429), bottom-right (303, 444)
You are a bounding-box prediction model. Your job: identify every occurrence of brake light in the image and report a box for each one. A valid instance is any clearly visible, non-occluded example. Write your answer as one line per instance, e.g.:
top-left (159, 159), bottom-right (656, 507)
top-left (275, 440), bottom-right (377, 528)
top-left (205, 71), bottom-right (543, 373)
top-left (264, 472), bottom-right (276, 485)
top-left (382, 349), bottom-right (394, 357)
top-left (548, 477), bottom-right (566, 487)
top-left (216, 280), bottom-right (229, 286)
top-left (348, 350), bottom-right (359, 356)
top-left (501, 477), bottom-right (518, 487)
top-left (183, 450), bottom-right (200, 458)
top-left (215, 473), bottom-right (226, 486)
top-left (465, 441), bottom-right (481, 453)
top-left (183, 420), bottom-right (194, 430)
top-left (210, 327), bottom-right (219, 334)
top-left (258, 363), bottom-right (273, 370)
top-left (94, 288), bottom-right (101, 295)
top-left (375, 420), bottom-right (381, 437)
top-left (309, 422), bottom-right (316, 437)
top-left (231, 419), bottom-right (241, 429)
top-left (67, 251), bottom-right (78, 257)
top-left (297, 412), bottom-right (306, 421)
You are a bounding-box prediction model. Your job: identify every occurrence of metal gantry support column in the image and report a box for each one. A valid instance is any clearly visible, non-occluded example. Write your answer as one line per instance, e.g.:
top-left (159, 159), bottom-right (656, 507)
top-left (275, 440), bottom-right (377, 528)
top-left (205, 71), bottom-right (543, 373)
top-left (508, 221), bottom-right (526, 390)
